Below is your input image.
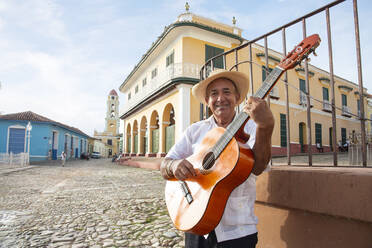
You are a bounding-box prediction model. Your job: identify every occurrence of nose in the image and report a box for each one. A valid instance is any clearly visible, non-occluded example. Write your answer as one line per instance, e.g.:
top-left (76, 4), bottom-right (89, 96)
top-left (216, 92), bottom-right (224, 102)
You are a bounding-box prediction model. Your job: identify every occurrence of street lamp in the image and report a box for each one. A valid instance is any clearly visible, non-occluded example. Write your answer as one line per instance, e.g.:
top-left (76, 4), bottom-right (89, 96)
top-left (26, 121), bottom-right (32, 165)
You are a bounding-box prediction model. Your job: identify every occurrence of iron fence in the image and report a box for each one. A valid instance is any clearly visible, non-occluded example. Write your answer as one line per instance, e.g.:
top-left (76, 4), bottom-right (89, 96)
top-left (0, 153), bottom-right (29, 167)
top-left (200, 0), bottom-right (370, 166)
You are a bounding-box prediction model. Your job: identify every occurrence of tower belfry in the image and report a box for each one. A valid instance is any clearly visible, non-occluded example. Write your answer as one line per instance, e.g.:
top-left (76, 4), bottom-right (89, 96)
top-left (105, 89), bottom-right (119, 135)
top-left (94, 89), bottom-right (120, 157)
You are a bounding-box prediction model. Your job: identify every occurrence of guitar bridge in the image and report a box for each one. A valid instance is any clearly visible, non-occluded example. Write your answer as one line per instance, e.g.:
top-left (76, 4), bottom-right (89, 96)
top-left (179, 181), bottom-right (193, 204)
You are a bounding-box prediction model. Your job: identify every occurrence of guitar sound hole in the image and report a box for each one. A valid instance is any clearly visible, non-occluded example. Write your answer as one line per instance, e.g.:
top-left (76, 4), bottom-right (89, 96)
top-left (202, 152), bottom-right (215, 170)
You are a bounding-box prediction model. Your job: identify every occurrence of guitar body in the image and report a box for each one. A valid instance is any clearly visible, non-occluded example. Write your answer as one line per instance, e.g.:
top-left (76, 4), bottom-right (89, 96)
top-left (165, 127), bottom-right (254, 235)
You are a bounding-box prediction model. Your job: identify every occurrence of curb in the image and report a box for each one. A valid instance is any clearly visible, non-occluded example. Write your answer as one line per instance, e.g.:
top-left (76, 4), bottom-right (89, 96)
top-left (0, 165), bottom-right (39, 176)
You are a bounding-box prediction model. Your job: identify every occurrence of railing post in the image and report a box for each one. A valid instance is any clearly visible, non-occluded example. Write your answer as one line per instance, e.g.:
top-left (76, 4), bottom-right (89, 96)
top-left (235, 49), bottom-right (239, 71)
top-left (302, 18), bottom-right (313, 166)
top-left (326, 7), bottom-right (338, 166)
top-left (249, 44), bottom-right (254, 95)
top-left (353, 0), bottom-right (367, 166)
top-left (282, 28), bottom-right (291, 165)
top-left (264, 36), bottom-right (270, 107)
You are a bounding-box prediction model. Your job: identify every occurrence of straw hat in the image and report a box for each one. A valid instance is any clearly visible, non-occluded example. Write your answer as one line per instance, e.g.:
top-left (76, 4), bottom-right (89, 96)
top-left (192, 69), bottom-right (249, 105)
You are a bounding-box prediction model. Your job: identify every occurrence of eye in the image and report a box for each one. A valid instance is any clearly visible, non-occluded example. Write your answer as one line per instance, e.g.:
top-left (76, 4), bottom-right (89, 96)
top-left (210, 91), bottom-right (218, 97)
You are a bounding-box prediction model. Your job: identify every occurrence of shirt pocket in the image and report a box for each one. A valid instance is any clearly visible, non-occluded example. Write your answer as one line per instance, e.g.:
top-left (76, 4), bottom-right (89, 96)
top-left (220, 195), bottom-right (256, 226)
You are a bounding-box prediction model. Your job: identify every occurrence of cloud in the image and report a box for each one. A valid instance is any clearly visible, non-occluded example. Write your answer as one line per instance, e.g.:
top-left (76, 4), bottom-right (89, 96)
top-left (0, 0), bottom-right (371, 136)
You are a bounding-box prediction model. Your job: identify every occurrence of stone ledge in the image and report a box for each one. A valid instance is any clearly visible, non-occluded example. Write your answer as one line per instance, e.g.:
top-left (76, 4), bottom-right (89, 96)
top-left (256, 166), bottom-right (372, 223)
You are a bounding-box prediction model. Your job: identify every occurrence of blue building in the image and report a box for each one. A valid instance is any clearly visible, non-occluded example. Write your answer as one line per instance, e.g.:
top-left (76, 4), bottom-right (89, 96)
top-left (0, 111), bottom-right (91, 163)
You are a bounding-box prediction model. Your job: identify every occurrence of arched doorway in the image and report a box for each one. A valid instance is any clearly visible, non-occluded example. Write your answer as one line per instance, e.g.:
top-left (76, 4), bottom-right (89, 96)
top-left (150, 111), bottom-right (160, 154)
top-left (126, 124), bottom-right (131, 154)
top-left (163, 104), bottom-right (175, 153)
top-left (133, 120), bottom-right (138, 154)
top-left (140, 116), bottom-right (148, 155)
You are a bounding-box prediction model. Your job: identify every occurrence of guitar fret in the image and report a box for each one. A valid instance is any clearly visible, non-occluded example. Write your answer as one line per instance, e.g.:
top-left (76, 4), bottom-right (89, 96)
top-left (255, 67), bottom-right (283, 98)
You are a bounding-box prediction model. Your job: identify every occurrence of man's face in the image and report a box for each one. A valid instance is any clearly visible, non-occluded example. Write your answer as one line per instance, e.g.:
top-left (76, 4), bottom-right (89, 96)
top-left (205, 78), bottom-right (239, 120)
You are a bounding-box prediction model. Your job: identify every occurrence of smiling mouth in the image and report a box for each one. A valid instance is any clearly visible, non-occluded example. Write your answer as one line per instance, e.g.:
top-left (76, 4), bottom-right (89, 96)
top-left (216, 103), bottom-right (230, 107)
top-left (215, 105), bottom-right (230, 110)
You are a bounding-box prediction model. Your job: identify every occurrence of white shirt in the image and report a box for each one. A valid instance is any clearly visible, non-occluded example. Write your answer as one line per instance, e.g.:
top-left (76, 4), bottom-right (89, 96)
top-left (166, 115), bottom-right (263, 242)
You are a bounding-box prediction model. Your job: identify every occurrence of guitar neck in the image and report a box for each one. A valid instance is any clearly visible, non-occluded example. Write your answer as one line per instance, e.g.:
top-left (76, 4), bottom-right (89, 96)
top-left (211, 66), bottom-right (284, 158)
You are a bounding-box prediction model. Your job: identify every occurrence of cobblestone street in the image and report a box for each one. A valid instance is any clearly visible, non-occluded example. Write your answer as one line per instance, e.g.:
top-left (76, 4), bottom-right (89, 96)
top-left (0, 159), bottom-right (184, 248)
top-left (1, 153), bottom-right (368, 248)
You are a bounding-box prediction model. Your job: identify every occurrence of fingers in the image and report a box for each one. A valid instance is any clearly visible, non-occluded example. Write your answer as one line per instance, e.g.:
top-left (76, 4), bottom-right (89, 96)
top-left (244, 97), bottom-right (266, 115)
top-left (172, 159), bottom-right (197, 181)
top-left (243, 97), bottom-right (274, 129)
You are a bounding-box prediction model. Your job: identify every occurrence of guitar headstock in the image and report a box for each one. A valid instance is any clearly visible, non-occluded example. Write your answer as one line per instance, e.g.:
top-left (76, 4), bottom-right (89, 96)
top-left (278, 34), bottom-right (321, 70)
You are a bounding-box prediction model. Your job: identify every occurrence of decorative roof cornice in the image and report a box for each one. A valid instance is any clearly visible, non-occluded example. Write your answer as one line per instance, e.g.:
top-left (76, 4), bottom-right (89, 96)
top-left (318, 77), bottom-right (330, 82)
top-left (295, 67), bottom-right (315, 77)
top-left (354, 91), bottom-right (372, 99)
top-left (256, 52), bottom-right (281, 63)
top-left (119, 21), bottom-right (243, 91)
top-left (338, 85), bottom-right (353, 92)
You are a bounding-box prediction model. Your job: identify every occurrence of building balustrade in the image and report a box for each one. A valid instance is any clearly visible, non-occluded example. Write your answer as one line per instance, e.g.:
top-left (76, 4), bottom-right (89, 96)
top-left (269, 86), bottom-right (279, 99)
top-left (121, 63), bottom-right (200, 115)
top-left (299, 92), bottom-right (313, 107)
top-left (322, 100), bottom-right (332, 112)
top-left (342, 105), bottom-right (352, 117)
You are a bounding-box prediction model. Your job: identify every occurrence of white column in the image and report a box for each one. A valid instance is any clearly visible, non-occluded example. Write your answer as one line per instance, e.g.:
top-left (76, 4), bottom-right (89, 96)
top-left (176, 84), bottom-right (192, 141)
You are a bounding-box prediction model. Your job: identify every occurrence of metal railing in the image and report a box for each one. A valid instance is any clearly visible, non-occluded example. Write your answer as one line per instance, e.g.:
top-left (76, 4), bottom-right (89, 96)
top-left (342, 105), bottom-right (352, 116)
top-left (299, 92), bottom-right (313, 107)
top-left (322, 100), bottom-right (332, 112)
top-left (200, 0), bottom-right (369, 166)
top-left (349, 143), bottom-right (372, 165)
top-left (0, 153), bottom-right (29, 166)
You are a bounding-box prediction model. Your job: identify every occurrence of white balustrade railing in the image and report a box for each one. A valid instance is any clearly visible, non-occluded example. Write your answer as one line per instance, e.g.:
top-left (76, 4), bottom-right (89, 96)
top-left (122, 63), bottom-right (201, 114)
top-left (299, 92), bottom-right (313, 107)
top-left (322, 100), bottom-right (332, 111)
top-left (269, 86), bottom-right (279, 98)
top-left (0, 153), bottom-right (29, 166)
top-left (342, 105), bottom-right (351, 116)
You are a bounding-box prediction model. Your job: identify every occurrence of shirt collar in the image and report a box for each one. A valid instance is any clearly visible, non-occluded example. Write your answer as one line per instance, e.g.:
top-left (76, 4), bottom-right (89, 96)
top-left (208, 112), bottom-right (238, 128)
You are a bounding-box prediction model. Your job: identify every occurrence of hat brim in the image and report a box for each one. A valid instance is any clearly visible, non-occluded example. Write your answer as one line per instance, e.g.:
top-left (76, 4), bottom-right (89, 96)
top-left (192, 70), bottom-right (250, 105)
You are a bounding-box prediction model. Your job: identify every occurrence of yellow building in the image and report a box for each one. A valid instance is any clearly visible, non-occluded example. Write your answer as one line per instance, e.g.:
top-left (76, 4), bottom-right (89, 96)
top-left (119, 7), bottom-right (370, 157)
top-left (94, 89), bottom-right (120, 157)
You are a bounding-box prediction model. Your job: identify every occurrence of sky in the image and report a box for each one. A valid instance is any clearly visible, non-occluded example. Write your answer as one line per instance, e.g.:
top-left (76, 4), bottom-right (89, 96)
top-left (0, 0), bottom-right (371, 136)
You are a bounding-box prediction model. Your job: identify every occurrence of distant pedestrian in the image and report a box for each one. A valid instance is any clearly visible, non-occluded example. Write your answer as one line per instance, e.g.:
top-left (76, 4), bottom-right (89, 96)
top-left (61, 151), bottom-right (66, 167)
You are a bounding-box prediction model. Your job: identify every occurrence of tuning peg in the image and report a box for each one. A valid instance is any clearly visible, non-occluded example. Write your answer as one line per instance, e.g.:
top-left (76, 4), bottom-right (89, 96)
top-left (313, 50), bottom-right (317, 56)
top-left (306, 57), bottom-right (311, 62)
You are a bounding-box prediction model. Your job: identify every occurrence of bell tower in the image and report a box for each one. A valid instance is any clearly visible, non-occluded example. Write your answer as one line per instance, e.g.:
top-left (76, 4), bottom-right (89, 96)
top-left (105, 89), bottom-right (119, 135)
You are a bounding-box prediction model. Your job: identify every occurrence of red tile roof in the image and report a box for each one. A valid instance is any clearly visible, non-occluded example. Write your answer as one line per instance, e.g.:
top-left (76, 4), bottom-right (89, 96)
top-left (109, 89), bottom-right (118, 96)
top-left (0, 111), bottom-right (91, 138)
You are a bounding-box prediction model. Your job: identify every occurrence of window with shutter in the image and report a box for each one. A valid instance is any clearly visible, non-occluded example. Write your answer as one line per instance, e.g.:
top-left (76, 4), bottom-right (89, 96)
top-left (280, 114), bottom-right (287, 147)
top-left (205, 45), bottom-right (224, 69)
top-left (315, 123), bottom-right (322, 145)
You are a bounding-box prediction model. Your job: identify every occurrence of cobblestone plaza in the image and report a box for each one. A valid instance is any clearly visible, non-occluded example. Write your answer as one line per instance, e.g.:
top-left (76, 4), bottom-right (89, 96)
top-left (0, 153), bottom-right (368, 248)
top-left (0, 159), bottom-right (184, 248)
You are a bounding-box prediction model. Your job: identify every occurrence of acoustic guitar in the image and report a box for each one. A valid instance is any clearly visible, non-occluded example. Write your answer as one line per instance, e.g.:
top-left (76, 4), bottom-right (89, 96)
top-left (165, 34), bottom-right (321, 235)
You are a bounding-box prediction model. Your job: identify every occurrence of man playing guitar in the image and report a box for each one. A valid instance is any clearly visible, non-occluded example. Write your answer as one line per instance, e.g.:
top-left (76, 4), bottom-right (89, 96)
top-left (160, 69), bottom-right (274, 247)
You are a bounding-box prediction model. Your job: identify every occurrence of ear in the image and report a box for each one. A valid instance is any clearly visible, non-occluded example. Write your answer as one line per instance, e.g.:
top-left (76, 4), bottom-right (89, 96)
top-left (205, 96), bottom-right (210, 106)
top-left (235, 92), bottom-right (240, 102)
